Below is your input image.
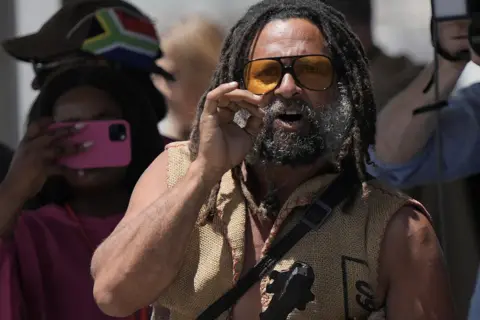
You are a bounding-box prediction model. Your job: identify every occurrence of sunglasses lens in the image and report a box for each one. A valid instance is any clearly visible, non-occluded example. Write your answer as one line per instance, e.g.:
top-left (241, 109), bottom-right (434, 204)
top-left (244, 59), bottom-right (282, 95)
top-left (294, 55), bottom-right (333, 90)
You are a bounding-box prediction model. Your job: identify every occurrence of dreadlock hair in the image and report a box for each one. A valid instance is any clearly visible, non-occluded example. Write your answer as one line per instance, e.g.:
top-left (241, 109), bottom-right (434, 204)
top-left (189, 0), bottom-right (376, 224)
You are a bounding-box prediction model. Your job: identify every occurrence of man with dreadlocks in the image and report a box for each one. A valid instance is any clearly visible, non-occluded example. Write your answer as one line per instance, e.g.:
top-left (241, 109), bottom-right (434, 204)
top-left (92, 0), bottom-right (453, 319)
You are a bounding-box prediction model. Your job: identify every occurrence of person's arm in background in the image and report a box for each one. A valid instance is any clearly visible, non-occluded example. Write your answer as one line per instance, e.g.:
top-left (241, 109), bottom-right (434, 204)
top-left (373, 19), bottom-right (471, 164)
top-left (367, 19), bottom-right (480, 188)
top-left (368, 82), bottom-right (480, 187)
top-left (373, 57), bottom-right (466, 165)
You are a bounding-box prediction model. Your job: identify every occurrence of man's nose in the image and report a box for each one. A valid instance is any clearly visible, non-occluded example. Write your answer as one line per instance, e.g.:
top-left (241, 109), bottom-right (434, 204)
top-left (274, 73), bottom-right (301, 98)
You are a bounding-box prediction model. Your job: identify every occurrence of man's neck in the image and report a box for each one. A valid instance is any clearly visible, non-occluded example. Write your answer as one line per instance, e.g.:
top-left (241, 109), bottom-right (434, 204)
top-left (158, 111), bottom-right (193, 141)
top-left (244, 158), bottom-right (330, 206)
top-left (68, 187), bottom-right (130, 218)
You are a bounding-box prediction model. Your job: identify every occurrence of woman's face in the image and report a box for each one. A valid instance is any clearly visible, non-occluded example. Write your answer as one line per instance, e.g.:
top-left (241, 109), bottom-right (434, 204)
top-left (53, 86), bottom-right (127, 191)
top-left (154, 56), bottom-right (206, 120)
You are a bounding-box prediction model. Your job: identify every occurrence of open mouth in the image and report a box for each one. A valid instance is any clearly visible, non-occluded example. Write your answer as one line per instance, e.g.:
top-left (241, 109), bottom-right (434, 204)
top-left (277, 111), bottom-right (304, 123)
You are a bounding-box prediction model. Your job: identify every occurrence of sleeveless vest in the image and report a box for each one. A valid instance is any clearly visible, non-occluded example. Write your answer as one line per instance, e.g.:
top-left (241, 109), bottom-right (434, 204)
top-left (152, 142), bottom-right (427, 320)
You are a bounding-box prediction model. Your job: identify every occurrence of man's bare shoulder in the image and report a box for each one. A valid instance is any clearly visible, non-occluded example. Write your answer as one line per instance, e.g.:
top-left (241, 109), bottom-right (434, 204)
top-left (382, 206), bottom-right (434, 251)
top-left (127, 141), bottom-right (193, 215)
top-left (379, 205), bottom-right (436, 284)
top-left (364, 179), bottom-right (412, 205)
top-left (376, 205), bottom-right (453, 319)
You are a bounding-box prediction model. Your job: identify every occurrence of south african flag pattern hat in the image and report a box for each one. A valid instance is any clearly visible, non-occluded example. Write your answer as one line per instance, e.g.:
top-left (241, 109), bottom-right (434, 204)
top-left (2, 0), bottom-right (173, 80)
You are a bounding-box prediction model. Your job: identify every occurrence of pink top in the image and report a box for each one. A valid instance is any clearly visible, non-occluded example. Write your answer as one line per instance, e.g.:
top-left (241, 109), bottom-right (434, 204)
top-left (0, 204), bottom-right (148, 320)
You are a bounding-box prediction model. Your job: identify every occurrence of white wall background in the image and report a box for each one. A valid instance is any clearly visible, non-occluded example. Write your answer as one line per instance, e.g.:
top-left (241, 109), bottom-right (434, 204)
top-left (14, 0), bottom-right (61, 139)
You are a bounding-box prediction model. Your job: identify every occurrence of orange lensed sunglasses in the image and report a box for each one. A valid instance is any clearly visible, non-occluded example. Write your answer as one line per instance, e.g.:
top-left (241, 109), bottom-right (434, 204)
top-left (242, 54), bottom-right (334, 95)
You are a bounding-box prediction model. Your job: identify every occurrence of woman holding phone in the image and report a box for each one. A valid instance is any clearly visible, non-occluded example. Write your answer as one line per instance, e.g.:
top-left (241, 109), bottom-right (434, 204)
top-left (0, 65), bottom-right (167, 320)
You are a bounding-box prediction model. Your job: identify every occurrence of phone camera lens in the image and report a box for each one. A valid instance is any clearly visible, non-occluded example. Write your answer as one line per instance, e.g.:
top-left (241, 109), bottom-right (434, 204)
top-left (109, 124), bottom-right (127, 142)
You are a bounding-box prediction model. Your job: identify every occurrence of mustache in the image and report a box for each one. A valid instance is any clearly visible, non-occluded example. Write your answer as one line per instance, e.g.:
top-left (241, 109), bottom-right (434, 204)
top-left (233, 98), bottom-right (315, 128)
top-left (263, 98), bottom-right (313, 117)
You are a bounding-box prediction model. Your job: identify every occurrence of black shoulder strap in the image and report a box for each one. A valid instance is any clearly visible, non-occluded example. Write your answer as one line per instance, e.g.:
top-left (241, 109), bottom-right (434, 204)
top-left (196, 171), bottom-right (357, 320)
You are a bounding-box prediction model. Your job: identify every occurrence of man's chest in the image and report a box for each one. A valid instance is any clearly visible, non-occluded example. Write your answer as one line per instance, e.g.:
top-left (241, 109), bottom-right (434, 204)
top-left (231, 213), bottom-right (273, 319)
top-left (230, 210), bottom-right (375, 320)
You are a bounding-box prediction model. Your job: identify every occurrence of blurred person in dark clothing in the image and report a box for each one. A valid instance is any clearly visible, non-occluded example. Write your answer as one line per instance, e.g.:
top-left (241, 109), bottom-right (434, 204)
top-left (0, 143), bottom-right (13, 182)
top-left (323, 0), bottom-right (424, 108)
top-left (2, 0), bottom-right (173, 122)
top-left (153, 16), bottom-right (224, 144)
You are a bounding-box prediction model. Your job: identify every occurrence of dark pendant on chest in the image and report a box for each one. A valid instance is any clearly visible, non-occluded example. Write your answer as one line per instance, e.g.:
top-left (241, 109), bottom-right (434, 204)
top-left (260, 261), bottom-right (315, 320)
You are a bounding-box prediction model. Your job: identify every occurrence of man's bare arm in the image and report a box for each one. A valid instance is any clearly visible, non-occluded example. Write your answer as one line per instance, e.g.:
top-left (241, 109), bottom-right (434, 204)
top-left (376, 207), bottom-right (454, 319)
top-left (374, 58), bottom-right (465, 164)
top-left (91, 151), bottom-right (218, 317)
top-left (91, 82), bottom-right (266, 317)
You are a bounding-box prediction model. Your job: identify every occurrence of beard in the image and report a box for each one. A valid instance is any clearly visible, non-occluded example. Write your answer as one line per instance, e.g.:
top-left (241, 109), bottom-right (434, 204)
top-left (233, 86), bottom-right (352, 220)
top-left (238, 87), bottom-right (352, 167)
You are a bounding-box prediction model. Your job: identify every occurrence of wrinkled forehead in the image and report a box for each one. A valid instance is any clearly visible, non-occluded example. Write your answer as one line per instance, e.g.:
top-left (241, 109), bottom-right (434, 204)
top-left (249, 18), bottom-right (329, 60)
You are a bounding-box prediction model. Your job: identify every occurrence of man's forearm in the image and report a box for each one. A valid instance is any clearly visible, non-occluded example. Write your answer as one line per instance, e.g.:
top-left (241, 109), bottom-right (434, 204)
top-left (375, 58), bottom-right (466, 164)
top-left (91, 160), bottom-right (217, 316)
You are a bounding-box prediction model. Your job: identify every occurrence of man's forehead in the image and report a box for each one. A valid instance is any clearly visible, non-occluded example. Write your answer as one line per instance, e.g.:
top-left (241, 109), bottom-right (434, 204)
top-left (250, 18), bottom-right (328, 60)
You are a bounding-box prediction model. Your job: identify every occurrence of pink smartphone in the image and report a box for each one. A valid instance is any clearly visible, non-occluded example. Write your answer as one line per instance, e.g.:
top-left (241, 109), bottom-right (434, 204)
top-left (50, 120), bottom-right (132, 169)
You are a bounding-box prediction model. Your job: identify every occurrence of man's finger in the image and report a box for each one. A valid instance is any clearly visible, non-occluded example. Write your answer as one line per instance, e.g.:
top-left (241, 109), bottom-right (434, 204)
top-left (223, 89), bottom-right (264, 107)
top-left (217, 101), bottom-right (240, 113)
top-left (235, 101), bottom-right (265, 119)
top-left (217, 100), bottom-right (265, 120)
top-left (244, 114), bottom-right (263, 137)
top-left (204, 82), bottom-right (239, 115)
top-left (217, 108), bottom-right (235, 124)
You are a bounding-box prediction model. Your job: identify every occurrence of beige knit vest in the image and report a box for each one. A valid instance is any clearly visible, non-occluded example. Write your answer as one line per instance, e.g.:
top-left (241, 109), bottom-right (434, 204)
top-left (152, 141), bottom-right (424, 320)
